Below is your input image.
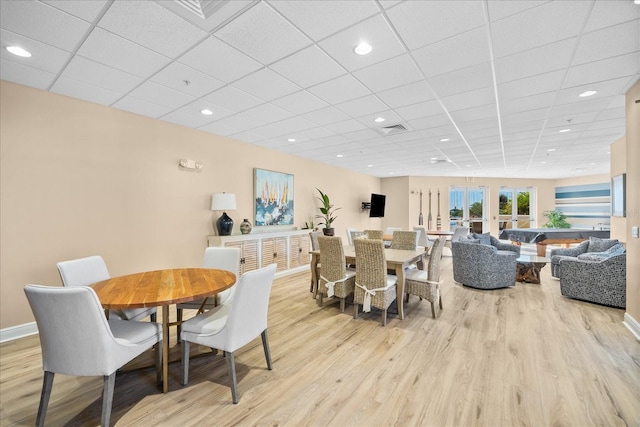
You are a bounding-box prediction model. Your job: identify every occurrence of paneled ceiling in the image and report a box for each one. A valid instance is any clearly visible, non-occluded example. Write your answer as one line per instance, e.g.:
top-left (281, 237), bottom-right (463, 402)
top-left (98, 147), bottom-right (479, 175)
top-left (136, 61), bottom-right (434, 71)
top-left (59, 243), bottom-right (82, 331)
top-left (1, 0), bottom-right (638, 179)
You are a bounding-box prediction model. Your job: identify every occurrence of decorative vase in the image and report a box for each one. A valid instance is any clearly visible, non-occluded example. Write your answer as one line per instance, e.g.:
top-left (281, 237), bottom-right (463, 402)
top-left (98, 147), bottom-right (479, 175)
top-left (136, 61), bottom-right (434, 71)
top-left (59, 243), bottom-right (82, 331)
top-left (240, 218), bottom-right (252, 235)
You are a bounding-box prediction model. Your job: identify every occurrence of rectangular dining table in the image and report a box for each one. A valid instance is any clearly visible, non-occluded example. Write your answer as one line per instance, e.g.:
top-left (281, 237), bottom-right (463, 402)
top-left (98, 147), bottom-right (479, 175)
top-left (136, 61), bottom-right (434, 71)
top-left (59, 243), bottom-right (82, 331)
top-left (90, 268), bottom-right (236, 393)
top-left (309, 246), bottom-right (426, 320)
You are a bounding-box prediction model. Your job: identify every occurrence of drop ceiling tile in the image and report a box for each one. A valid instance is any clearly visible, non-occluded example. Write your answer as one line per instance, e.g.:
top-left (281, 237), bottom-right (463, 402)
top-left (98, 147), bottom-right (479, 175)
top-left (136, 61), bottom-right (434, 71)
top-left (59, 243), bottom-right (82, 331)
top-left (150, 62), bottom-right (225, 97)
top-left (413, 27), bottom-right (490, 78)
top-left (41, 0), bottom-right (108, 22)
top-left (584, 0), bottom-right (640, 33)
top-left (271, 116), bottom-right (318, 133)
top-left (269, 0), bottom-right (379, 41)
top-left (441, 86), bottom-right (496, 112)
top-left (343, 128), bottom-right (381, 141)
top-left (112, 96), bottom-right (173, 119)
top-left (572, 20), bottom-right (640, 66)
top-left (451, 104), bottom-right (498, 122)
top-left (126, 81), bottom-right (195, 110)
top-left (98, 1), bottom-right (207, 58)
top-left (502, 107), bottom-right (549, 126)
top-left (587, 117), bottom-right (626, 131)
top-left (395, 100), bottom-right (443, 121)
top-left (214, 1), bottom-right (311, 65)
top-left (326, 119), bottom-right (368, 134)
top-left (318, 14), bottom-right (406, 72)
top-left (490, 1), bottom-right (591, 58)
top-left (353, 54), bottom-right (423, 93)
top-left (300, 107), bottom-right (353, 127)
top-left (160, 109), bottom-right (217, 129)
top-left (198, 121), bottom-right (242, 137)
top-left (269, 45), bottom-right (346, 88)
top-left (243, 103), bottom-right (294, 124)
top-left (500, 92), bottom-right (556, 115)
top-left (307, 74), bottom-right (371, 104)
top-left (0, 59), bottom-right (56, 90)
top-left (61, 56), bottom-right (143, 94)
top-left (175, 99), bottom-right (235, 122)
top-left (497, 70), bottom-right (564, 99)
top-left (335, 95), bottom-right (388, 117)
top-left (486, 1), bottom-right (548, 22)
top-left (550, 97), bottom-right (613, 118)
top-left (178, 37), bottom-right (263, 83)
top-left (78, 28), bottom-right (171, 78)
top-left (202, 85), bottom-right (263, 113)
top-left (427, 62), bottom-right (493, 97)
top-left (555, 77), bottom-right (632, 105)
top-left (51, 76), bottom-right (122, 105)
top-left (1, 29), bottom-right (72, 74)
top-left (232, 68), bottom-right (300, 101)
top-left (296, 126), bottom-right (337, 140)
top-left (376, 80), bottom-right (435, 108)
top-left (355, 110), bottom-right (404, 128)
top-left (154, 0), bottom-right (257, 33)
top-left (207, 113), bottom-right (266, 134)
top-left (495, 38), bottom-right (576, 83)
top-left (386, 0), bottom-right (485, 51)
top-left (407, 114), bottom-right (452, 131)
top-left (596, 107), bottom-right (625, 121)
top-left (270, 90), bottom-right (329, 115)
top-left (245, 124), bottom-right (287, 139)
top-left (0, 0), bottom-right (90, 51)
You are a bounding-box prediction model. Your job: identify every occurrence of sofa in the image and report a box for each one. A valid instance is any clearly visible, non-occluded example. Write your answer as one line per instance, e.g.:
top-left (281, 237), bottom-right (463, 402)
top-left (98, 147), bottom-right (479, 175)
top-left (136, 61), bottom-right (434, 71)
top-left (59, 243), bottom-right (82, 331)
top-left (451, 235), bottom-right (520, 290)
top-left (550, 236), bottom-right (621, 278)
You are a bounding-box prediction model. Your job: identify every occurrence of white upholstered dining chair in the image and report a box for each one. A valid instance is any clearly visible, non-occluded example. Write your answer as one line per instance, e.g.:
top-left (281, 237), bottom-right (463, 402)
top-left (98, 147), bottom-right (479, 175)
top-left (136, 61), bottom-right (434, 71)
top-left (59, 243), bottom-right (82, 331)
top-left (24, 284), bottom-right (162, 427)
top-left (57, 255), bottom-right (157, 322)
top-left (181, 263), bottom-right (277, 404)
top-left (176, 247), bottom-right (241, 338)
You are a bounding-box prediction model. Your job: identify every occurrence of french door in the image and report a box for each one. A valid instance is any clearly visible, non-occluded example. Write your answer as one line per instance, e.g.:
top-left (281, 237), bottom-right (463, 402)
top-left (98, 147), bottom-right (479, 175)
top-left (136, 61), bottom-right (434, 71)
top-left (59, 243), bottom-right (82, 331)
top-left (498, 187), bottom-right (535, 230)
top-left (449, 186), bottom-right (486, 233)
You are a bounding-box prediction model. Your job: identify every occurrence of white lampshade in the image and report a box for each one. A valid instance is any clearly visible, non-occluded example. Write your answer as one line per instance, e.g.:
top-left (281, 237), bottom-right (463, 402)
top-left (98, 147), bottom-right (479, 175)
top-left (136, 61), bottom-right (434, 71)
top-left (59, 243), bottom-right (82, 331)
top-left (211, 193), bottom-right (236, 211)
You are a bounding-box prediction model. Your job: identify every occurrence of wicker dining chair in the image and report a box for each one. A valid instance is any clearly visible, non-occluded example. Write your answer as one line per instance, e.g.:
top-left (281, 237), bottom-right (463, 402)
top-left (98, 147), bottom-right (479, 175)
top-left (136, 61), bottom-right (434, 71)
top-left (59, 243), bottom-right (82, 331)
top-left (390, 230), bottom-right (418, 250)
top-left (317, 236), bottom-right (356, 312)
top-left (404, 236), bottom-right (447, 318)
top-left (364, 229), bottom-right (384, 240)
top-left (353, 238), bottom-right (397, 326)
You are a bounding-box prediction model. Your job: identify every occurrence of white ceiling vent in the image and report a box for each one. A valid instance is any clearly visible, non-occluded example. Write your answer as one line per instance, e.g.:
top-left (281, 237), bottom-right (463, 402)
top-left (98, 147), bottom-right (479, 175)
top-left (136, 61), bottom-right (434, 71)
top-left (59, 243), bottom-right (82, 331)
top-left (376, 123), bottom-right (410, 136)
top-left (174, 0), bottom-right (229, 20)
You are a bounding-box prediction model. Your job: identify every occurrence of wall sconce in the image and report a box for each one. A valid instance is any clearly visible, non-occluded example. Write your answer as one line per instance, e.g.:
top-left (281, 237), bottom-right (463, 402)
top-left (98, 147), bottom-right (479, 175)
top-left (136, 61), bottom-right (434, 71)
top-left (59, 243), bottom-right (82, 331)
top-left (179, 159), bottom-right (203, 170)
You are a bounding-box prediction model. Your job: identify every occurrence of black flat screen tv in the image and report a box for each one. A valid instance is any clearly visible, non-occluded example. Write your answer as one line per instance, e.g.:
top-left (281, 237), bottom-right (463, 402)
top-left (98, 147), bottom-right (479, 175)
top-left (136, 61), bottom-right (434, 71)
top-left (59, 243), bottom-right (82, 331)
top-left (369, 193), bottom-right (386, 218)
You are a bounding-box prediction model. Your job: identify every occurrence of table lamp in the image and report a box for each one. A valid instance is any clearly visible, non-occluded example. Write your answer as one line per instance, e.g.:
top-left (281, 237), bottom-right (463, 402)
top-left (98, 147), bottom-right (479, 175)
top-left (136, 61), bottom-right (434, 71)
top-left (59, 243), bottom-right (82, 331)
top-left (211, 193), bottom-right (236, 236)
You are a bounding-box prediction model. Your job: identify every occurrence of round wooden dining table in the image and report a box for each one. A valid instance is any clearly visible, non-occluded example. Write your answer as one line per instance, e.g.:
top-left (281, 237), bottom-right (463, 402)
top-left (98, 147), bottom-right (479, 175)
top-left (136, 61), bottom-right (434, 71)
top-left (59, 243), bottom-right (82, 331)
top-left (91, 268), bottom-right (236, 393)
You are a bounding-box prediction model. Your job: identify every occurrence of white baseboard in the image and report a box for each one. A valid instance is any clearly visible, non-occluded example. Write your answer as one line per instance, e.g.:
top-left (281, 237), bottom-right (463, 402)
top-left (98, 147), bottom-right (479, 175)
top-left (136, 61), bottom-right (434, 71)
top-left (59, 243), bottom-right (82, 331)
top-left (0, 322), bottom-right (38, 343)
top-left (623, 312), bottom-right (640, 341)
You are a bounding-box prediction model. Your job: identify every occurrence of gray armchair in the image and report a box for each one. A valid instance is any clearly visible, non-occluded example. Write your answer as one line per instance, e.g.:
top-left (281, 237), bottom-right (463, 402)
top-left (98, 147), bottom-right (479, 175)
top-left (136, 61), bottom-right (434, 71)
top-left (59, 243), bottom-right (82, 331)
top-left (558, 253), bottom-right (626, 308)
top-left (452, 240), bottom-right (518, 289)
top-left (550, 237), bottom-right (619, 278)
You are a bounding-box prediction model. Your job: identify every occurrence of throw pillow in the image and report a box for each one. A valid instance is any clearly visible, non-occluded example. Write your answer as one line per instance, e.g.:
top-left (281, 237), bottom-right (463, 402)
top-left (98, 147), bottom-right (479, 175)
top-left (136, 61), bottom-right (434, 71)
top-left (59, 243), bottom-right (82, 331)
top-left (472, 233), bottom-right (492, 246)
top-left (460, 237), bottom-right (480, 244)
top-left (587, 236), bottom-right (619, 252)
top-left (603, 243), bottom-right (626, 256)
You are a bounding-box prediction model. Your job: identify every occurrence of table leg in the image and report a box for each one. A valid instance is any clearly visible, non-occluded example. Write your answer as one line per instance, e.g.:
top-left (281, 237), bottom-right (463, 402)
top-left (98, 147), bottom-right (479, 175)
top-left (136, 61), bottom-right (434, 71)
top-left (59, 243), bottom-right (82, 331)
top-left (310, 253), bottom-right (319, 296)
top-left (536, 242), bottom-right (547, 257)
top-left (162, 305), bottom-right (169, 394)
top-left (395, 264), bottom-right (405, 320)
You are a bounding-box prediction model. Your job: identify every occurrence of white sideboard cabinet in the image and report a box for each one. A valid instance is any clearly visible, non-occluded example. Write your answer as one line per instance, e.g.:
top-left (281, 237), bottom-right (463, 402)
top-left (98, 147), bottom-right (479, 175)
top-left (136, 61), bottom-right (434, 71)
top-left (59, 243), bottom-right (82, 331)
top-left (207, 229), bottom-right (312, 277)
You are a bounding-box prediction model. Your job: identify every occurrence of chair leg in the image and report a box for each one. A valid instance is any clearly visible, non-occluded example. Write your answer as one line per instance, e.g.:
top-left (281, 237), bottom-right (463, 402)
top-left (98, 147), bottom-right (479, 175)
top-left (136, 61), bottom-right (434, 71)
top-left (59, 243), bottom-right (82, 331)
top-left (150, 312), bottom-right (157, 322)
top-left (439, 295), bottom-right (443, 310)
top-left (156, 339), bottom-right (163, 386)
top-left (353, 303), bottom-right (358, 319)
top-left (261, 330), bottom-right (273, 370)
top-left (405, 293), bottom-right (409, 303)
top-left (36, 371), bottom-right (54, 427)
top-left (430, 302), bottom-right (436, 318)
top-left (339, 297), bottom-right (346, 312)
top-left (101, 373), bottom-right (116, 427)
top-left (382, 309), bottom-right (387, 326)
top-left (176, 308), bottom-right (183, 343)
top-left (181, 340), bottom-right (190, 386)
top-left (226, 351), bottom-right (239, 404)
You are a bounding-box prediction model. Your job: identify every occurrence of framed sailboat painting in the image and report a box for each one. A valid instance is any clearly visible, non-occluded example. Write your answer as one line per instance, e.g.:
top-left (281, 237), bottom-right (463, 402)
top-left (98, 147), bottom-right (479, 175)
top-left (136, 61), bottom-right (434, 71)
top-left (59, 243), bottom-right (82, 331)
top-left (254, 168), bottom-right (294, 226)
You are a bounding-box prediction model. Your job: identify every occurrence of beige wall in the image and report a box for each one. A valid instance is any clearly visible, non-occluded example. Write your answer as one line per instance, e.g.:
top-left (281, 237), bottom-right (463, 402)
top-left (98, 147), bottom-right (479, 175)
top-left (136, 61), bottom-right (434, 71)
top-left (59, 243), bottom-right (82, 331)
top-left (0, 81), bottom-right (381, 328)
top-left (382, 176), bottom-right (556, 236)
top-left (625, 80), bottom-right (640, 324)
top-left (609, 137), bottom-right (627, 242)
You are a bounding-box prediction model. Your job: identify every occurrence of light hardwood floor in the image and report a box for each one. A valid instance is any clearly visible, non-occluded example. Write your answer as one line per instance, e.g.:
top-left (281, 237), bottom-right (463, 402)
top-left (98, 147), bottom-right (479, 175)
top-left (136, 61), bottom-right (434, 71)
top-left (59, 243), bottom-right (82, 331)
top-left (1, 255), bottom-right (639, 426)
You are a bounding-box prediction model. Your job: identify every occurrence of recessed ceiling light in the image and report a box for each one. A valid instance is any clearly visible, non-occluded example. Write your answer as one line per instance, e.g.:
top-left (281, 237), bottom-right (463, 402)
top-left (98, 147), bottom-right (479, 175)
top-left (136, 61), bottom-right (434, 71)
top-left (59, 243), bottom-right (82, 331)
top-left (354, 42), bottom-right (372, 55)
top-left (579, 90), bottom-right (597, 97)
top-left (388, 172), bottom-right (394, 175)
top-left (200, 109), bottom-right (213, 115)
top-left (540, 161), bottom-right (547, 164)
top-left (337, 154), bottom-right (343, 158)
top-left (287, 138), bottom-right (295, 142)
top-left (374, 117), bottom-right (385, 123)
top-left (440, 138), bottom-right (450, 142)
top-left (635, 0), bottom-right (640, 5)
top-left (6, 46), bottom-right (31, 57)
top-left (367, 164), bottom-right (373, 167)
top-left (558, 128), bottom-right (571, 133)
top-left (547, 148), bottom-right (556, 152)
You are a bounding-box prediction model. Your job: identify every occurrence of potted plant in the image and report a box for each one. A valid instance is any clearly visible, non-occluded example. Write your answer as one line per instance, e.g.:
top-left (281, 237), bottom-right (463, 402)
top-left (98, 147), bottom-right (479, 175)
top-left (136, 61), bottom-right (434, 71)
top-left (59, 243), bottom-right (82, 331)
top-left (316, 188), bottom-right (340, 236)
top-left (542, 209), bottom-right (571, 228)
